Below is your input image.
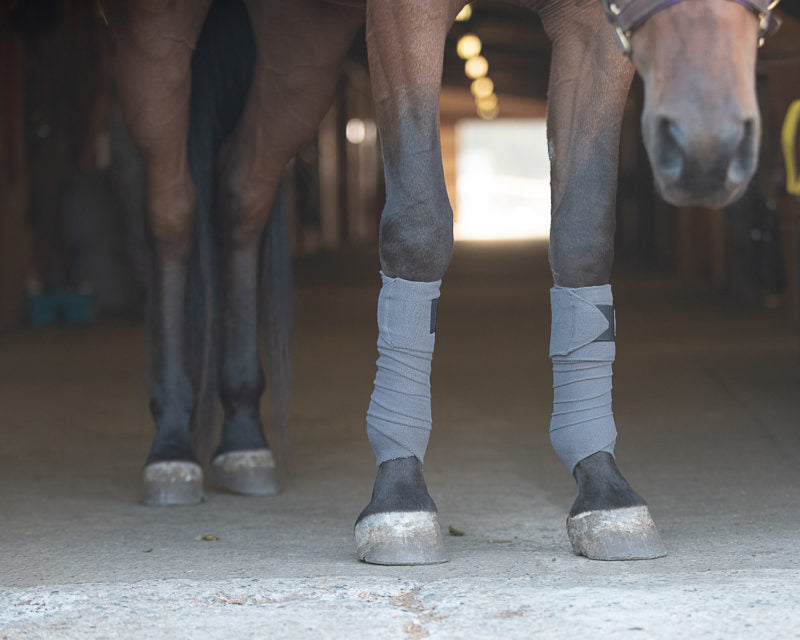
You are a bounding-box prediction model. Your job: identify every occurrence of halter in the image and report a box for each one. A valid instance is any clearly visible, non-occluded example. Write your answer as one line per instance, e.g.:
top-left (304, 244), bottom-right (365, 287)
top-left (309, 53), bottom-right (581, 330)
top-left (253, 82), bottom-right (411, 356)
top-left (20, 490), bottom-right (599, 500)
top-left (600, 0), bottom-right (782, 57)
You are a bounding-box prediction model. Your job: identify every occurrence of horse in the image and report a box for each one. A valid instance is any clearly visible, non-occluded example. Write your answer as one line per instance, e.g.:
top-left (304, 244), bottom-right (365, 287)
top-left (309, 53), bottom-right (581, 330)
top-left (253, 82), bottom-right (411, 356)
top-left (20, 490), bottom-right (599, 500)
top-left (104, 0), bottom-right (780, 565)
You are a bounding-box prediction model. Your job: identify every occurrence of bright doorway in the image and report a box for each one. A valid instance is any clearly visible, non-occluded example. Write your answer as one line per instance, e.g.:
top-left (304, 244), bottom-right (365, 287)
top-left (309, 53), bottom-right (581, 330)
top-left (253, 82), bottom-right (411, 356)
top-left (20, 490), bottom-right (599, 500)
top-left (453, 118), bottom-right (550, 241)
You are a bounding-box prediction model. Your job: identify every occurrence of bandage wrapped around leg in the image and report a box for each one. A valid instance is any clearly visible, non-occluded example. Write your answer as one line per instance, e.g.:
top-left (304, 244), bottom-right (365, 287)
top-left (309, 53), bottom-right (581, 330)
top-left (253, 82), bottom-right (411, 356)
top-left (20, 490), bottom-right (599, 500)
top-left (367, 273), bottom-right (441, 464)
top-left (550, 285), bottom-right (617, 473)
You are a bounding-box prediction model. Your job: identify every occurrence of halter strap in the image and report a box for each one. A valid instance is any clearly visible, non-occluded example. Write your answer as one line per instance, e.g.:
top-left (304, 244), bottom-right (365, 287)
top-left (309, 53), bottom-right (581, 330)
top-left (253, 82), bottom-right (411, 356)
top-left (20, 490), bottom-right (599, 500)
top-left (600, 0), bottom-right (782, 57)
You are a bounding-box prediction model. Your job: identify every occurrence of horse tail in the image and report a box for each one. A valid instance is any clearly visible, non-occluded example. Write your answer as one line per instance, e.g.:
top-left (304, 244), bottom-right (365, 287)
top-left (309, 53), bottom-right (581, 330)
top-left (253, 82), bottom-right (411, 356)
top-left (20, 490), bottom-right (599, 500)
top-left (261, 176), bottom-right (293, 468)
top-left (186, 0), bottom-right (256, 463)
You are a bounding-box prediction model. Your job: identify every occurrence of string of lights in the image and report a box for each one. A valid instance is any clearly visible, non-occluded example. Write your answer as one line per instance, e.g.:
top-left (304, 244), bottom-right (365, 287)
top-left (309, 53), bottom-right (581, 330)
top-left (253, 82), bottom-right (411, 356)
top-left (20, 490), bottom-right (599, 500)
top-left (455, 3), bottom-right (499, 119)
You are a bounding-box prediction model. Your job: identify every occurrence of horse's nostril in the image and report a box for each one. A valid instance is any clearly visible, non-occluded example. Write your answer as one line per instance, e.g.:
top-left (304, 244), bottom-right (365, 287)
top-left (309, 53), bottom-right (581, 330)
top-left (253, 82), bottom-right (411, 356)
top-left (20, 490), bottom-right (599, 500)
top-left (655, 117), bottom-right (684, 179)
top-left (727, 118), bottom-right (757, 185)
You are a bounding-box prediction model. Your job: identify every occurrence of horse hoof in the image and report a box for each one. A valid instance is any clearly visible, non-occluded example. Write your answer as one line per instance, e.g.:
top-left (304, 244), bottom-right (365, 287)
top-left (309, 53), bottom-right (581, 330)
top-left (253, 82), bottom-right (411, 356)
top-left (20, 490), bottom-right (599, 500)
top-left (355, 511), bottom-right (447, 565)
top-left (140, 461), bottom-right (204, 506)
top-left (567, 505), bottom-right (667, 560)
top-left (211, 449), bottom-right (280, 496)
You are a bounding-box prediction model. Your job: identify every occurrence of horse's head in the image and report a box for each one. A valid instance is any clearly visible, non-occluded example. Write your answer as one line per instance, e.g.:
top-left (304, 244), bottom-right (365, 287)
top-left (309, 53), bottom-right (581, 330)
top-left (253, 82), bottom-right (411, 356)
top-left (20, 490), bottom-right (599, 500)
top-left (610, 0), bottom-right (778, 208)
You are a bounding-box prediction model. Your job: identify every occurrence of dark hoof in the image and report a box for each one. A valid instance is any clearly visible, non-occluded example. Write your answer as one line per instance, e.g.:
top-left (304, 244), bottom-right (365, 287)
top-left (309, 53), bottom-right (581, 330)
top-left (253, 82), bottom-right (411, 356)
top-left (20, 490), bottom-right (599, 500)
top-left (355, 511), bottom-right (447, 565)
top-left (567, 505), bottom-right (667, 560)
top-left (211, 449), bottom-right (280, 496)
top-left (140, 461), bottom-right (204, 506)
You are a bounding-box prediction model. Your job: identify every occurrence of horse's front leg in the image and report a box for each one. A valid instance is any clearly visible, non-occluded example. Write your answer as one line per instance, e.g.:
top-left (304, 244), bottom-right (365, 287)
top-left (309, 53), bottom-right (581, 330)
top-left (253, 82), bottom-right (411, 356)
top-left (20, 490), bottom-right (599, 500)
top-left (108, 0), bottom-right (212, 505)
top-left (354, 0), bottom-right (465, 566)
top-left (541, 4), bottom-right (666, 559)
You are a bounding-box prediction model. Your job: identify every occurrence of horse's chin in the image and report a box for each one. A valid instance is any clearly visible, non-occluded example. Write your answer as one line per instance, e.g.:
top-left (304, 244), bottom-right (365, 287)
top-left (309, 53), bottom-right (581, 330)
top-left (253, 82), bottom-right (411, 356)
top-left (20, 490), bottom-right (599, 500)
top-left (653, 177), bottom-right (751, 210)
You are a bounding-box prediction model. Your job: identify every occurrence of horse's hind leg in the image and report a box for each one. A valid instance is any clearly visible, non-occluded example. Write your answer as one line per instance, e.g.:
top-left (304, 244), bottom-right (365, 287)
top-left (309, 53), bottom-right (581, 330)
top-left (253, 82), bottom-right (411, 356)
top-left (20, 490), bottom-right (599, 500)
top-left (209, 0), bottom-right (364, 495)
top-left (109, 0), bottom-right (212, 505)
top-left (354, 0), bottom-right (465, 566)
top-left (541, 4), bottom-right (665, 559)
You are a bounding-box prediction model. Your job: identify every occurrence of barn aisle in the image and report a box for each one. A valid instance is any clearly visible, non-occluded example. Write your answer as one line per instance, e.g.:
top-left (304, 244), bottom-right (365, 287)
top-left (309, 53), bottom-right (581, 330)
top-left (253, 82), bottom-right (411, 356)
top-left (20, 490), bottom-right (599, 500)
top-left (1, 242), bottom-right (799, 638)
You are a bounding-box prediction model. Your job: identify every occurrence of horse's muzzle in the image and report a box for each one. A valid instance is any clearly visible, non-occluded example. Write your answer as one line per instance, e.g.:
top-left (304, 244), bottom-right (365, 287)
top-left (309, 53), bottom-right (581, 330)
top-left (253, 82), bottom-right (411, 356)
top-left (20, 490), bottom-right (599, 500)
top-left (646, 113), bottom-right (759, 209)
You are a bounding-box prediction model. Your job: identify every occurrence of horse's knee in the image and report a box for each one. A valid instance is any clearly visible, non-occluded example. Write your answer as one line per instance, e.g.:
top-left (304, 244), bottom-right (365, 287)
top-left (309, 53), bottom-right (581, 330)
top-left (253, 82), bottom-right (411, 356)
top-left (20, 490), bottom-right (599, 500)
top-left (218, 164), bottom-right (278, 246)
top-left (379, 200), bottom-right (454, 281)
top-left (549, 222), bottom-right (614, 287)
top-left (147, 175), bottom-right (196, 256)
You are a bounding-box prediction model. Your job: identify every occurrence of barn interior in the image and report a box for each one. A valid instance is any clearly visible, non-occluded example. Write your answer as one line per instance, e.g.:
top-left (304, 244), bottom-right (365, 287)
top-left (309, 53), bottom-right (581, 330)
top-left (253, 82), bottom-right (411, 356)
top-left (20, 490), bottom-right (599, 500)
top-left (1, 1), bottom-right (799, 637)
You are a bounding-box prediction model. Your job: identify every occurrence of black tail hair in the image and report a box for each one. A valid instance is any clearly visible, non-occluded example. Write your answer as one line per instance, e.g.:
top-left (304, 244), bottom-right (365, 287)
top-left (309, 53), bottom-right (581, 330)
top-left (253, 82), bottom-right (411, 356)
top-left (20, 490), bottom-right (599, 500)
top-left (261, 174), bottom-right (293, 467)
top-left (184, 0), bottom-right (292, 465)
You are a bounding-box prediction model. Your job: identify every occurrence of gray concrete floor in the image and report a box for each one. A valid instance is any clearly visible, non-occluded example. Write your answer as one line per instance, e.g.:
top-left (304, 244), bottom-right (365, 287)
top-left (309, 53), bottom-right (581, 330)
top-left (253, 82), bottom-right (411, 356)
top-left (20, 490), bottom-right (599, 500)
top-left (1, 242), bottom-right (799, 639)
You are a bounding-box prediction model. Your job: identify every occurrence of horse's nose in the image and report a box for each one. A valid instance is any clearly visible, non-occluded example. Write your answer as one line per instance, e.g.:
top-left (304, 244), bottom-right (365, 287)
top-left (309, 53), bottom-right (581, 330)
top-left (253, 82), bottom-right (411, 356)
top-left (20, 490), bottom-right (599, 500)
top-left (653, 117), bottom-right (685, 181)
top-left (725, 118), bottom-right (757, 185)
top-left (652, 115), bottom-right (757, 190)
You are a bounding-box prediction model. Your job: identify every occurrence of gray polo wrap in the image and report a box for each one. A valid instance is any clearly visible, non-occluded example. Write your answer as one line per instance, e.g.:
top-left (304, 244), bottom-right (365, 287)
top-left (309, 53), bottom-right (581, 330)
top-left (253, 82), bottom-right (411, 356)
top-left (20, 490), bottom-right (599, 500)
top-left (549, 285), bottom-right (617, 472)
top-left (366, 273), bottom-right (441, 464)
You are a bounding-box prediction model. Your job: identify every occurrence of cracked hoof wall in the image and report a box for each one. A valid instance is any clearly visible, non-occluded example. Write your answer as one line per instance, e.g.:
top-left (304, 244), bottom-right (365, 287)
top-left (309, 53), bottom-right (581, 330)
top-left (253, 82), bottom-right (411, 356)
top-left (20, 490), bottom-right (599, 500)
top-left (141, 461), bottom-right (204, 506)
top-left (355, 511), bottom-right (447, 565)
top-left (567, 505), bottom-right (667, 560)
top-left (211, 449), bottom-right (280, 496)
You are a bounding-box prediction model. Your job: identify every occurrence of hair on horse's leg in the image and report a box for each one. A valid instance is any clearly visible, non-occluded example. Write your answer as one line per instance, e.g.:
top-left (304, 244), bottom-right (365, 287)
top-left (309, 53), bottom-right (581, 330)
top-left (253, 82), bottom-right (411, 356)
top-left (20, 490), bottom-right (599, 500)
top-left (108, 0), bottom-right (212, 506)
top-left (354, 0), bottom-right (467, 566)
top-left (208, 0), bottom-right (364, 495)
top-left (541, 3), bottom-right (665, 559)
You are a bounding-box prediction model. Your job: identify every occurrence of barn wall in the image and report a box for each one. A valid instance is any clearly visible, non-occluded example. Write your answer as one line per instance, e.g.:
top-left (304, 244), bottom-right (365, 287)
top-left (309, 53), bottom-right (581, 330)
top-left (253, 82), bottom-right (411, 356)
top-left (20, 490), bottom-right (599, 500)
top-left (0, 17), bottom-right (33, 329)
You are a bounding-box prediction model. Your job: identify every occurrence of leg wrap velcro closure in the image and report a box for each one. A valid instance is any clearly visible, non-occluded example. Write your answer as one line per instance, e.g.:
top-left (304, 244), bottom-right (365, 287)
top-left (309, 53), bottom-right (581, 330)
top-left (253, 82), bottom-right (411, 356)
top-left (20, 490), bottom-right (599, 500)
top-left (367, 273), bottom-right (441, 465)
top-left (550, 285), bottom-right (617, 473)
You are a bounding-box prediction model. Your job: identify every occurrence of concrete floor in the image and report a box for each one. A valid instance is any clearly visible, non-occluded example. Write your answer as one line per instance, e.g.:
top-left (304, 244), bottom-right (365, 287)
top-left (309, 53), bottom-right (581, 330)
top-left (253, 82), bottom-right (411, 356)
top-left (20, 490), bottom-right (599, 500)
top-left (1, 242), bottom-right (799, 639)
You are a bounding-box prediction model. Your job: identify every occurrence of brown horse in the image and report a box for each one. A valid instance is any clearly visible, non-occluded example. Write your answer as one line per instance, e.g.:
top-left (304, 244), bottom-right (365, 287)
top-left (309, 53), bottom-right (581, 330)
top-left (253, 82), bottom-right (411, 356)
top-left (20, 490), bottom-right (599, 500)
top-left (105, 0), bottom-right (778, 564)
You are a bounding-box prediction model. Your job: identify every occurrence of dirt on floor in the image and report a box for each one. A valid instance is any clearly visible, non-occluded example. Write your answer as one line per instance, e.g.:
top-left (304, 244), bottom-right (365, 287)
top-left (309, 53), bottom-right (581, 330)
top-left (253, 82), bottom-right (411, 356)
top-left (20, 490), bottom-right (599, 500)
top-left (1, 243), bottom-right (799, 639)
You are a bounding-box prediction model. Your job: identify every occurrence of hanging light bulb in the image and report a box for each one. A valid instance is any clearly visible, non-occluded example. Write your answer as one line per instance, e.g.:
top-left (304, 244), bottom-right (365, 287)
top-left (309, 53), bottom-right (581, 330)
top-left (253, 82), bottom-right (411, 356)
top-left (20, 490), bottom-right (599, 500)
top-left (457, 34), bottom-right (482, 60)
top-left (477, 105), bottom-right (499, 120)
top-left (464, 55), bottom-right (488, 79)
top-left (455, 4), bottom-right (472, 22)
top-left (476, 93), bottom-right (498, 111)
top-left (455, 3), bottom-right (472, 21)
top-left (470, 76), bottom-right (494, 99)
top-left (345, 118), bottom-right (366, 144)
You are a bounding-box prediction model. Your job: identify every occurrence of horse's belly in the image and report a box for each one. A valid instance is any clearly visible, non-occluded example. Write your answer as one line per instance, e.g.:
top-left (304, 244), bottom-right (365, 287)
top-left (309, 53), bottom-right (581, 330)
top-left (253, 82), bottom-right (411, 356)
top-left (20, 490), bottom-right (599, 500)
top-left (320, 0), bottom-right (365, 8)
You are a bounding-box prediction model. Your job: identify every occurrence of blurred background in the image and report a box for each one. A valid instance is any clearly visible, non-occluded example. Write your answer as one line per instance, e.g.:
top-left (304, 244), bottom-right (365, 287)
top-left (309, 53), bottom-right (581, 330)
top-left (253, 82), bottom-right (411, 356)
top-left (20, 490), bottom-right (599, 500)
top-left (0, 0), bottom-right (799, 330)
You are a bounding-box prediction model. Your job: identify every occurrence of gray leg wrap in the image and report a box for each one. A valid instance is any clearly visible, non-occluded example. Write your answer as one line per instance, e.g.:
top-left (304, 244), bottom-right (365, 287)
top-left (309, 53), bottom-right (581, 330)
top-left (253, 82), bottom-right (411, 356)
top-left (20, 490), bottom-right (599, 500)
top-left (550, 285), bottom-right (617, 473)
top-left (366, 273), bottom-right (441, 465)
